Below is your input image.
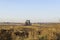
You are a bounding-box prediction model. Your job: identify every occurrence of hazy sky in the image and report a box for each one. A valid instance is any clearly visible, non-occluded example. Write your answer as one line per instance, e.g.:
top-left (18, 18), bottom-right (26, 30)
top-left (0, 0), bottom-right (60, 22)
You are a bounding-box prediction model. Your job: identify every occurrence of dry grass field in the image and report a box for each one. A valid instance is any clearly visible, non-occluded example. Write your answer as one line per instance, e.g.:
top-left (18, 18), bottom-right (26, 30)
top-left (0, 23), bottom-right (60, 40)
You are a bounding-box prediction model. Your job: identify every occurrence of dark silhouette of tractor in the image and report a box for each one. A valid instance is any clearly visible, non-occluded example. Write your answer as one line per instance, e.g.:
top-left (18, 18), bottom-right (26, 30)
top-left (25, 20), bottom-right (32, 26)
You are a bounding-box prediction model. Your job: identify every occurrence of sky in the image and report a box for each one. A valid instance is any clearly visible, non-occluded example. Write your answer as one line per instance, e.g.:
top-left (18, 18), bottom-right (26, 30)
top-left (0, 0), bottom-right (60, 23)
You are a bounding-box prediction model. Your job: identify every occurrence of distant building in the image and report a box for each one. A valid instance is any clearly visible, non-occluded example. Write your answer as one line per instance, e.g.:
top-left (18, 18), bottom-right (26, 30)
top-left (25, 20), bottom-right (32, 26)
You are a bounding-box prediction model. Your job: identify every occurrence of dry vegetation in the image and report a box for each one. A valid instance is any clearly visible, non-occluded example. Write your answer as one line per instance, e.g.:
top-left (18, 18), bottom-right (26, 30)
top-left (0, 23), bottom-right (60, 40)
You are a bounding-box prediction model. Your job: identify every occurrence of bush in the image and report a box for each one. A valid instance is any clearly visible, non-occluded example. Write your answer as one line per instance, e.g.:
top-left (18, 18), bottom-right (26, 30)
top-left (39, 35), bottom-right (48, 40)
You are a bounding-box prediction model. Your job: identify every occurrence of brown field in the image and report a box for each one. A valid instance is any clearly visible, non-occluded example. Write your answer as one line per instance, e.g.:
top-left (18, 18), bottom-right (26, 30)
top-left (0, 23), bottom-right (60, 40)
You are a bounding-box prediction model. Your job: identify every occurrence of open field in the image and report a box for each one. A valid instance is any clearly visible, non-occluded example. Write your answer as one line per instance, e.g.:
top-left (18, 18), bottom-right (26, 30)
top-left (0, 23), bottom-right (60, 40)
